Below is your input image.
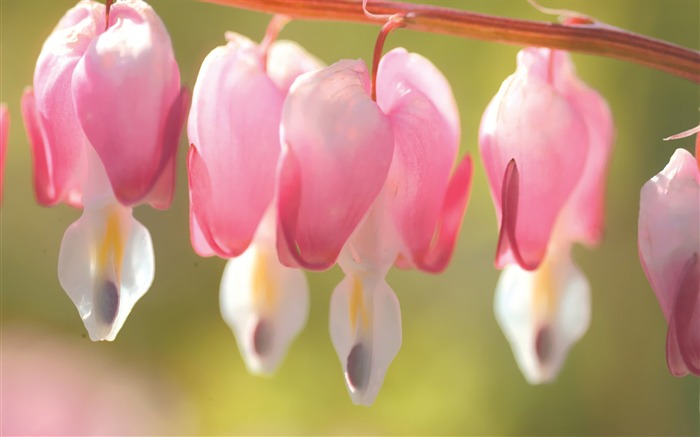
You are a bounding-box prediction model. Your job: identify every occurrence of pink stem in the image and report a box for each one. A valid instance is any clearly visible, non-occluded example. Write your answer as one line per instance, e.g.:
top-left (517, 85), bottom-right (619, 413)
top-left (370, 17), bottom-right (404, 101)
top-left (259, 14), bottom-right (291, 72)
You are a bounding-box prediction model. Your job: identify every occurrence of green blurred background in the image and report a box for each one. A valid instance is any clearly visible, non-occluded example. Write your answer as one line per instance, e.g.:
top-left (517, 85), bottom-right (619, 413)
top-left (1, 0), bottom-right (699, 435)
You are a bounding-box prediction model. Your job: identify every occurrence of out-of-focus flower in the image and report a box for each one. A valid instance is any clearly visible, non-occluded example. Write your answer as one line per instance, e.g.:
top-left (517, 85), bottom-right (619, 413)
top-left (480, 48), bottom-right (613, 383)
top-left (0, 103), bottom-right (8, 203)
top-left (1, 325), bottom-right (196, 435)
top-left (21, 0), bottom-right (188, 341)
top-left (283, 48), bottom-right (471, 404)
top-left (639, 147), bottom-right (699, 377)
top-left (188, 28), bottom-right (321, 373)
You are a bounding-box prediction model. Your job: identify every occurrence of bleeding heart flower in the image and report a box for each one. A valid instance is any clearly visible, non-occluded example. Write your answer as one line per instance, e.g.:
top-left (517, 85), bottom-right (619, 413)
top-left (0, 103), bottom-right (8, 204)
top-left (639, 147), bottom-right (699, 377)
top-left (307, 48), bottom-right (472, 405)
top-left (188, 27), bottom-right (322, 373)
top-left (480, 48), bottom-right (613, 383)
top-left (21, 0), bottom-right (188, 341)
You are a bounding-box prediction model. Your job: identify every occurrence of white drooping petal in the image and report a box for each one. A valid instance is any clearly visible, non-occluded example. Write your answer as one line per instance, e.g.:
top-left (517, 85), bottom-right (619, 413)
top-left (329, 273), bottom-right (402, 406)
top-left (58, 204), bottom-right (155, 341)
top-left (220, 237), bottom-right (309, 375)
top-left (494, 250), bottom-right (590, 384)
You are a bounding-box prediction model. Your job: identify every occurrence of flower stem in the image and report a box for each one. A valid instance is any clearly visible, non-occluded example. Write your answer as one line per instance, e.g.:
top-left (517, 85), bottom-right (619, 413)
top-left (105, 0), bottom-right (114, 30)
top-left (370, 17), bottom-right (404, 101)
top-left (259, 14), bottom-right (291, 71)
top-left (198, 0), bottom-right (700, 84)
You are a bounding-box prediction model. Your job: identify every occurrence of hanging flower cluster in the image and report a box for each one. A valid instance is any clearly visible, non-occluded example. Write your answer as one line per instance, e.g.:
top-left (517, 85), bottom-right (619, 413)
top-left (189, 12), bottom-right (472, 404)
top-left (21, 0), bottom-right (188, 341)
top-left (15, 0), bottom-right (698, 411)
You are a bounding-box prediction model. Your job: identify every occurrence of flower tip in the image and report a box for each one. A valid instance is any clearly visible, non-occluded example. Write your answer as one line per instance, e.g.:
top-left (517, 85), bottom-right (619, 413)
top-left (665, 252), bottom-right (700, 377)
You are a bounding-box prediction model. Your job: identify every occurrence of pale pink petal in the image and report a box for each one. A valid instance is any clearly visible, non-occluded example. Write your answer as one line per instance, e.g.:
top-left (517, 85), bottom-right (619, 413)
top-left (665, 313), bottom-right (687, 376)
top-left (639, 148), bottom-right (700, 376)
top-left (555, 51), bottom-right (614, 246)
top-left (22, 2), bottom-right (103, 207)
top-left (665, 254), bottom-right (699, 376)
top-left (337, 190), bottom-right (401, 275)
top-left (188, 38), bottom-right (285, 257)
top-left (376, 48), bottom-right (460, 148)
top-left (142, 86), bottom-right (189, 210)
top-left (72, 1), bottom-right (182, 206)
top-left (638, 148), bottom-right (700, 321)
top-left (329, 273), bottom-right (402, 405)
top-left (479, 48), bottom-right (589, 270)
top-left (266, 40), bottom-right (324, 94)
top-left (376, 49), bottom-right (472, 273)
top-left (277, 59), bottom-right (394, 270)
top-left (0, 104), bottom-right (8, 203)
top-left (188, 145), bottom-right (225, 257)
top-left (495, 248), bottom-right (590, 384)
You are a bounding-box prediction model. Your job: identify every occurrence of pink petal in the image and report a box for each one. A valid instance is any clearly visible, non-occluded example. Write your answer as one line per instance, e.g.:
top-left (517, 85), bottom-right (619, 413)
top-left (376, 48), bottom-right (460, 150)
top-left (277, 59), bottom-right (394, 270)
top-left (665, 314), bottom-right (687, 376)
top-left (666, 253), bottom-right (700, 376)
top-left (72, 1), bottom-right (183, 206)
top-left (554, 51), bottom-right (614, 246)
top-left (189, 144), bottom-right (234, 257)
top-left (0, 104), bottom-right (8, 203)
top-left (376, 49), bottom-right (472, 273)
top-left (479, 48), bottom-right (590, 270)
top-left (638, 148), bottom-right (700, 321)
top-left (143, 87), bottom-right (189, 210)
top-left (22, 2), bottom-right (103, 207)
top-left (187, 37), bottom-right (286, 257)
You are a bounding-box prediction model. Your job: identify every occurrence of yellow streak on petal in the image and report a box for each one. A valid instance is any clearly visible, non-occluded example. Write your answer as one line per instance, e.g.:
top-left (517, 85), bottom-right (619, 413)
top-left (349, 275), bottom-right (369, 332)
top-left (97, 207), bottom-right (125, 280)
top-left (251, 249), bottom-right (276, 311)
top-left (532, 255), bottom-right (558, 322)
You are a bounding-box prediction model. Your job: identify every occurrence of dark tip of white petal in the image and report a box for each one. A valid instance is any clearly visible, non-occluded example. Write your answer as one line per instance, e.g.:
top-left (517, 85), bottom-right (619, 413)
top-left (96, 280), bottom-right (119, 326)
top-left (252, 318), bottom-right (274, 357)
top-left (535, 325), bottom-right (553, 366)
top-left (346, 342), bottom-right (370, 392)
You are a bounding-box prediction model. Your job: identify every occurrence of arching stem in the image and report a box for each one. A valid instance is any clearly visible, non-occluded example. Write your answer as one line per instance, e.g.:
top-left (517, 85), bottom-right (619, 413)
top-left (199, 0), bottom-right (700, 84)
